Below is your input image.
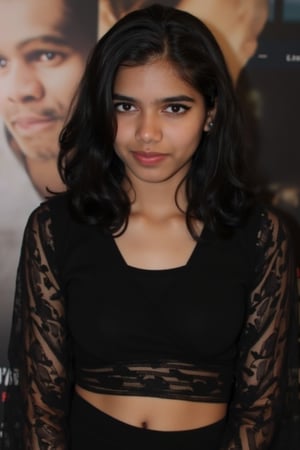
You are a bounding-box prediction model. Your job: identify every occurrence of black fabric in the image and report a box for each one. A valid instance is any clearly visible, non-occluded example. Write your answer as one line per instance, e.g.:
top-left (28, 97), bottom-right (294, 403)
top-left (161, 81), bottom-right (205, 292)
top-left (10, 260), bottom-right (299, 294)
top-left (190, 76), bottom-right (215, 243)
top-left (2, 193), bottom-right (299, 449)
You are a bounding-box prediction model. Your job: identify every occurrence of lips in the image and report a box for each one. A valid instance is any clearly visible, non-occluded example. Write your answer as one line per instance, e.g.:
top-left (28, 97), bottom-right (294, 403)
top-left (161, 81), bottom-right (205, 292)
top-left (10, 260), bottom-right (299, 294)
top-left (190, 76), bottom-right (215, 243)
top-left (11, 115), bottom-right (59, 136)
top-left (132, 151), bottom-right (167, 165)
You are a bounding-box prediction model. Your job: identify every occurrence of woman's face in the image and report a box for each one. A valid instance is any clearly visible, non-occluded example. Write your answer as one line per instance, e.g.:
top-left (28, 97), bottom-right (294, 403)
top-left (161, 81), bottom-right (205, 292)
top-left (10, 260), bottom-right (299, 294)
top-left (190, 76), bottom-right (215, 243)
top-left (113, 58), bottom-right (214, 186)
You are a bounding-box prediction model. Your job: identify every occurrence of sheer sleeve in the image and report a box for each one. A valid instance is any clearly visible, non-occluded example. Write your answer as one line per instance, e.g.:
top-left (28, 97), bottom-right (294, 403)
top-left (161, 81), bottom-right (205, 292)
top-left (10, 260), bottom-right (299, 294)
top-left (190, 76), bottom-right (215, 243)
top-left (2, 203), bottom-right (71, 449)
top-left (221, 209), bottom-right (299, 450)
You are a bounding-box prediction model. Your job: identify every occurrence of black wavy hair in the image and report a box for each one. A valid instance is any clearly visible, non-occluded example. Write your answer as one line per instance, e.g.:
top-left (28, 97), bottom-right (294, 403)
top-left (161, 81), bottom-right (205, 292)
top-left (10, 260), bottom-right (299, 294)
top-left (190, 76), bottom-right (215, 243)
top-left (58, 3), bottom-right (253, 237)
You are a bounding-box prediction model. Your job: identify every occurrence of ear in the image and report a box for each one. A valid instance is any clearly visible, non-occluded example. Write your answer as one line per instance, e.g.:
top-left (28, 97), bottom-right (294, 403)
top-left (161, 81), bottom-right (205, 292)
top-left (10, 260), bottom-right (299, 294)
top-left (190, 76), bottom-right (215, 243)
top-left (204, 104), bottom-right (217, 132)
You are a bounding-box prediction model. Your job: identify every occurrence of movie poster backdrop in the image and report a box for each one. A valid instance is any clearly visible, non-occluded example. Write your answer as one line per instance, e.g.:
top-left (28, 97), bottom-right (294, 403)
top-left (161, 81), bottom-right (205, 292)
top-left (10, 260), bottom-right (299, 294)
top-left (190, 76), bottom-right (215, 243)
top-left (0, 0), bottom-right (299, 440)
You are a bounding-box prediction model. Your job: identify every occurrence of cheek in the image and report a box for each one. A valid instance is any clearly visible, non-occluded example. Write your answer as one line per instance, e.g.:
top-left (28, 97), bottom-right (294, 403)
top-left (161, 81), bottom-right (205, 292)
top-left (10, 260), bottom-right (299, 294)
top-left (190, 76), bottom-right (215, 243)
top-left (0, 87), bottom-right (7, 112)
top-left (113, 143), bottom-right (126, 167)
top-left (174, 121), bottom-right (204, 150)
top-left (43, 57), bottom-right (85, 102)
top-left (114, 120), bottom-right (131, 148)
top-left (113, 130), bottom-right (125, 158)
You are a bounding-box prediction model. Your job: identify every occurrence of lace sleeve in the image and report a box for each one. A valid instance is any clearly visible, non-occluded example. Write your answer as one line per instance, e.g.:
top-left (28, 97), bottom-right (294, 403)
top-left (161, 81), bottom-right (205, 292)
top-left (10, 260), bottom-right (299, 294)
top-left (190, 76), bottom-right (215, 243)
top-left (2, 203), bottom-right (71, 450)
top-left (222, 209), bottom-right (299, 450)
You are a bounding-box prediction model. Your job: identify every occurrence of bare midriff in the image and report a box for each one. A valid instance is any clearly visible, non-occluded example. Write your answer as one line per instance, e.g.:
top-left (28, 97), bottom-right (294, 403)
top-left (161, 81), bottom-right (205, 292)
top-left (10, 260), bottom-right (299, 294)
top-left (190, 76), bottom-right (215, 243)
top-left (75, 385), bottom-right (227, 431)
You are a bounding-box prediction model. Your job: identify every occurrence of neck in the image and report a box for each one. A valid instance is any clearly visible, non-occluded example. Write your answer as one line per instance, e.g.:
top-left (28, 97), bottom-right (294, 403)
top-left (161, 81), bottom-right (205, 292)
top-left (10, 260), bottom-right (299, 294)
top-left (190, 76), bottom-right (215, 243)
top-left (125, 176), bottom-right (187, 220)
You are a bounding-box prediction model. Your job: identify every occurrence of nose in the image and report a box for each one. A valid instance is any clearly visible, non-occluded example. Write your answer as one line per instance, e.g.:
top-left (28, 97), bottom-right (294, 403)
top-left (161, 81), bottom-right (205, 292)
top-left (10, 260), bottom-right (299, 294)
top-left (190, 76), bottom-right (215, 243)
top-left (7, 62), bottom-right (44, 103)
top-left (135, 111), bottom-right (162, 144)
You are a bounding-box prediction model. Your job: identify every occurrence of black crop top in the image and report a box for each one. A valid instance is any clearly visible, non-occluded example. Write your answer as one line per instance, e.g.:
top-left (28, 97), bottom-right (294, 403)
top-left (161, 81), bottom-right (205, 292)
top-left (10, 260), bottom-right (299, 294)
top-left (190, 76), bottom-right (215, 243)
top-left (68, 209), bottom-right (251, 402)
top-left (3, 194), bottom-right (299, 450)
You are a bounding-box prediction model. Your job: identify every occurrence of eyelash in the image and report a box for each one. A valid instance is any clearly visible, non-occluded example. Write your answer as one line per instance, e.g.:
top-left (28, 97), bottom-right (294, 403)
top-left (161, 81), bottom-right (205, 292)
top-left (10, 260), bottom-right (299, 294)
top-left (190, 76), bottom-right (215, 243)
top-left (163, 104), bottom-right (190, 114)
top-left (114, 102), bottom-right (136, 112)
top-left (27, 50), bottom-right (66, 64)
top-left (113, 102), bottom-right (191, 114)
top-left (0, 50), bottom-right (66, 72)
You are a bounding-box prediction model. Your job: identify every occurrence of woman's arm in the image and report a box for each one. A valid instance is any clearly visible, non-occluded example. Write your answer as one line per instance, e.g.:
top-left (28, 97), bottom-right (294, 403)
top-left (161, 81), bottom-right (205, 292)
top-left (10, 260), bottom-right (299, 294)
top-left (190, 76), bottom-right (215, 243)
top-left (222, 209), bottom-right (299, 450)
top-left (5, 203), bottom-right (71, 449)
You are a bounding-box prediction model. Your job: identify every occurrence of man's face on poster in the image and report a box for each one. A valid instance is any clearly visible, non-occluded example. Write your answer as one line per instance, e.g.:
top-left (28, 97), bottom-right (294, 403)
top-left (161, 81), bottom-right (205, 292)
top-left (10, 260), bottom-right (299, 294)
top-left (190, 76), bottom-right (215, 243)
top-left (178, 0), bottom-right (269, 81)
top-left (0, 0), bottom-right (88, 160)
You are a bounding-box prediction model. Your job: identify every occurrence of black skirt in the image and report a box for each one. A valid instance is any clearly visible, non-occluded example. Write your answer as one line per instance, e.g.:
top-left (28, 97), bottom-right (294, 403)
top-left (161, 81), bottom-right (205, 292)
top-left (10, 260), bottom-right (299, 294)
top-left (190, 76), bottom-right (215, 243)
top-left (69, 393), bottom-right (226, 450)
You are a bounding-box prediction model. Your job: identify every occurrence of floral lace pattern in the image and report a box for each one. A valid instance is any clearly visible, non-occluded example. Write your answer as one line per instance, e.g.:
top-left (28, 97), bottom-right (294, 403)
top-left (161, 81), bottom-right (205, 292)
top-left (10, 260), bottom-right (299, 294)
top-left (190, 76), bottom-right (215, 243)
top-left (2, 203), bottom-right (299, 449)
top-left (3, 205), bottom-right (70, 450)
top-left (220, 210), bottom-right (299, 450)
top-left (77, 361), bottom-right (232, 402)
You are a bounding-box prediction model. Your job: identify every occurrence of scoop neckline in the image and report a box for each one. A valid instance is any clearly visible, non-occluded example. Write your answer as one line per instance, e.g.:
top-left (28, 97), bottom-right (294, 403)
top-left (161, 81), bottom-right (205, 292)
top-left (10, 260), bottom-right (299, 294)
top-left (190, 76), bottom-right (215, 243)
top-left (111, 224), bottom-right (208, 273)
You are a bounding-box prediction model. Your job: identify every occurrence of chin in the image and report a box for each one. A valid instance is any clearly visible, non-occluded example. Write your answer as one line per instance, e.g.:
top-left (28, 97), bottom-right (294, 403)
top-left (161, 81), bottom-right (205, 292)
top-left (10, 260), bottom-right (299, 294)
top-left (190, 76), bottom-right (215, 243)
top-left (21, 145), bottom-right (59, 161)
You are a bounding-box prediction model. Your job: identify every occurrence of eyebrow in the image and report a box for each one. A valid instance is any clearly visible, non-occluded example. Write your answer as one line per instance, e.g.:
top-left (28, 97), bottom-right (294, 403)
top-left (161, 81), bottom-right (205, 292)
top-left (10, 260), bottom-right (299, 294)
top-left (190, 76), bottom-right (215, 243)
top-left (17, 35), bottom-right (71, 51)
top-left (113, 94), bottom-right (196, 103)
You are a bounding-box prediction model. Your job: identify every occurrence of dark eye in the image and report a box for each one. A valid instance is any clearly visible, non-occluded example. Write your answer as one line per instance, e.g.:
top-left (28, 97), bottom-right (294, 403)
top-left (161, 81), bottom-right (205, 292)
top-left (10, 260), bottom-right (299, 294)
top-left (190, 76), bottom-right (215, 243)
top-left (114, 102), bottom-right (137, 112)
top-left (40, 51), bottom-right (56, 61)
top-left (0, 57), bottom-right (7, 69)
top-left (26, 50), bottom-right (66, 65)
top-left (164, 104), bottom-right (190, 114)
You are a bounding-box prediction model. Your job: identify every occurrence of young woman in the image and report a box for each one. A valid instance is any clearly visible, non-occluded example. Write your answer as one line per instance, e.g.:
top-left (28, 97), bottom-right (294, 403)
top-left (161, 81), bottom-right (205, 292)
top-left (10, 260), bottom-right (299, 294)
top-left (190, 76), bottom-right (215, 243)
top-left (3, 4), bottom-right (298, 450)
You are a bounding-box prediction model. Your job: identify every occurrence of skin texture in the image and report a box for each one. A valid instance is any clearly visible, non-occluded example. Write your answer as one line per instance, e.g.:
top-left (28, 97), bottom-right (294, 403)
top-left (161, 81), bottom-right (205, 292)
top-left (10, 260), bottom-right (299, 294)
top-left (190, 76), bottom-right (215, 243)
top-left (76, 59), bottom-right (226, 429)
top-left (98, 0), bottom-right (269, 82)
top-left (0, 0), bottom-right (90, 194)
top-left (113, 59), bottom-right (211, 188)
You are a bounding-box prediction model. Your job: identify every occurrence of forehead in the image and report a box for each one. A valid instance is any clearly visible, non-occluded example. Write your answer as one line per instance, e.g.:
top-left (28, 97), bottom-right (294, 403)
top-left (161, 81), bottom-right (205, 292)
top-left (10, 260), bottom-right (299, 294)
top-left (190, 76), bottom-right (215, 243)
top-left (0, 0), bottom-right (68, 47)
top-left (114, 59), bottom-right (199, 98)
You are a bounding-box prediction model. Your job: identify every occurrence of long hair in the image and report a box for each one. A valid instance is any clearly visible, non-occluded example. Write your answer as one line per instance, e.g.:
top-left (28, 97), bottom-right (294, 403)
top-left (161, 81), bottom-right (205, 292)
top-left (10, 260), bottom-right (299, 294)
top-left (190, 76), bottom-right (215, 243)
top-left (58, 4), bottom-right (253, 237)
